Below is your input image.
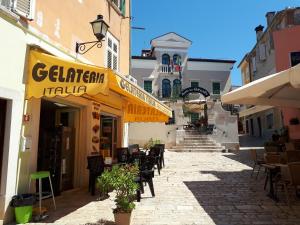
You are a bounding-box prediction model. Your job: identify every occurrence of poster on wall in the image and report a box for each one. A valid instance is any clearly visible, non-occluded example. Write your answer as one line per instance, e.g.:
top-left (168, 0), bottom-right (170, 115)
top-left (91, 101), bottom-right (101, 154)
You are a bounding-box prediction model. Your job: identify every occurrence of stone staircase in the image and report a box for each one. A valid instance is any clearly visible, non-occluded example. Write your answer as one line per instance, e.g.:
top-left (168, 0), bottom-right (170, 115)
top-left (169, 130), bottom-right (224, 152)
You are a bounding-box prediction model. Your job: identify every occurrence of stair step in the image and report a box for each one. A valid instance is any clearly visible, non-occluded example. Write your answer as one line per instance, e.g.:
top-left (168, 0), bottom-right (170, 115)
top-left (169, 149), bottom-right (224, 152)
top-left (174, 145), bottom-right (221, 148)
top-left (179, 140), bottom-right (216, 145)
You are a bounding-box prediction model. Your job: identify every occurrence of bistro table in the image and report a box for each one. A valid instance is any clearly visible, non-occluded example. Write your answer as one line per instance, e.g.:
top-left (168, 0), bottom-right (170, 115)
top-left (262, 163), bottom-right (280, 201)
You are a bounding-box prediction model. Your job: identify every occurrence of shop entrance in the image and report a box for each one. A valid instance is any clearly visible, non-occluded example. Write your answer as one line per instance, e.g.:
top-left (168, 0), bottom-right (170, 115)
top-left (0, 99), bottom-right (7, 185)
top-left (100, 115), bottom-right (118, 158)
top-left (37, 99), bottom-right (79, 195)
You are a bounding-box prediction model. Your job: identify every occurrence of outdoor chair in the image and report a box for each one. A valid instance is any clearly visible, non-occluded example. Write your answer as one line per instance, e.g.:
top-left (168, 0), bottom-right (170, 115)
top-left (264, 153), bottom-right (282, 191)
top-left (264, 146), bottom-right (280, 153)
top-left (116, 147), bottom-right (130, 164)
top-left (275, 162), bottom-right (300, 206)
top-left (87, 155), bottom-right (105, 195)
top-left (288, 162), bottom-right (300, 197)
top-left (250, 149), bottom-right (265, 179)
top-left (149, 146), bottom-right (162, 175)
top-left (286, 150), bottom-right (300, 163)
top-left (154, 144), bottom-right (165, 168)
top-left (134, 153), bottom-right (155, 200)
top-left (128, 144), bottom-right (139, 154)
top-left (285, 142), bottom-right (296, 151)
top-left (138, 154), bottom-right (155, 197)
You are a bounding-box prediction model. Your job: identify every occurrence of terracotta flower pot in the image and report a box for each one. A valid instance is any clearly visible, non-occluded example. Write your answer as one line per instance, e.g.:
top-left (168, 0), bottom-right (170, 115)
top-left (114, 212), bottom-right (132, 225)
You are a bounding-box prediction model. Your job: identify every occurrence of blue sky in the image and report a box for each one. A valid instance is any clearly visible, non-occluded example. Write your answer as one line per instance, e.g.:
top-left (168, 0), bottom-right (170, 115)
top-left (131, 0), bottom-right (300, 86)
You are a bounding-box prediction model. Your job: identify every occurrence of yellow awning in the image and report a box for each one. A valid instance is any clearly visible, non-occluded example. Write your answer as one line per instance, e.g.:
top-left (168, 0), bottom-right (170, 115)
top-left (26, 50), bottom-right (172, 122)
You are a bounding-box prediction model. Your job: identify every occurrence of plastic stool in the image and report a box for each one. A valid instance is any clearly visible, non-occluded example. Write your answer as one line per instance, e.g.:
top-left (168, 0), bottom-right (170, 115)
top-left (28, 171), bottom-right (56, 215)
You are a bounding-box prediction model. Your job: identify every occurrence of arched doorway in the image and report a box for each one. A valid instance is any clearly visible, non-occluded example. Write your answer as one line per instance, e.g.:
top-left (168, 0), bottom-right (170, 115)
top-left (172, 79), bottom-right (182, 98)
top-left (162, 79), bottom-right (171, 98)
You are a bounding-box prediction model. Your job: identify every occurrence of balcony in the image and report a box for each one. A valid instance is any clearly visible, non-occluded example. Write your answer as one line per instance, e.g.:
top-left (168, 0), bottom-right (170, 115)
top-left (160, 64), bottom-right (182, 75)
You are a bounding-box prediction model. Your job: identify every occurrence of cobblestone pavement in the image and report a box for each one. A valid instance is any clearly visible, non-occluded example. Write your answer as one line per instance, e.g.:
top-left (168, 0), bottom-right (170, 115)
top-left (27, 150), bottom-right (300, 225)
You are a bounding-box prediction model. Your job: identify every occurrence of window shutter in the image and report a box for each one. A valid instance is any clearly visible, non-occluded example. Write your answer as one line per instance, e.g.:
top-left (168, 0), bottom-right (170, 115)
top-left (1, 0), bottom-right (12, 8)
top-left (252, 57), bottom-right (256, 72)
top-left (120, 0), bottom-right (125, 16)
top-left (107, 51), bottom-right (112, 69)
top-left (14, 0), bottom-right (35, 20)
top-left (113, 55), bottom-right (117, 70)
top-left (259, 44), bottom-right (266, 61)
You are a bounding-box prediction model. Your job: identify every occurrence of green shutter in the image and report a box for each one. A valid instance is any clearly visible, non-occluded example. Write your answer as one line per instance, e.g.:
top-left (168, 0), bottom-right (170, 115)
top-left (191, 82), bottom-right (199, 88)
top-left (190, 113), bottom-right (199, 123)
top-left (144, 80), bottom-right (152, 93)
top-left (120, 0), bottom-right (126, 16)
top-left (212, 82), bottom-right (220, 94)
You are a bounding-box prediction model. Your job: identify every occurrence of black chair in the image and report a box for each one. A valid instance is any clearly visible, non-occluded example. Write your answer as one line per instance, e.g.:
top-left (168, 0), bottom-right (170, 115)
top-left (87, 155), bottom-right (104, 195)
top-left (149, 146), bottom-right (162, 175)
top-left (136, 154), bottom-right (155, 198)
top-left (116, 147), bottom-right (130, 164)
top-left (154, 144), bottom-right (165, 168)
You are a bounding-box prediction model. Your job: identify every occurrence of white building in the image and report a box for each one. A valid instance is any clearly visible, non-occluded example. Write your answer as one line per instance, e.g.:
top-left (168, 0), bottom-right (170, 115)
top-left (129, 32), bottom-right (239, 149)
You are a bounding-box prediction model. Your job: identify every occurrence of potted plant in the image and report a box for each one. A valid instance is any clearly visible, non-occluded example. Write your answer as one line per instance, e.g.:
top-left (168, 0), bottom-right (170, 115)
top-left (97, 164), bottom-right (139, 225)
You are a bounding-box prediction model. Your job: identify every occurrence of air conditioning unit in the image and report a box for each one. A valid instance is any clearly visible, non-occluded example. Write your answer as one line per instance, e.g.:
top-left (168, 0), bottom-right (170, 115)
top-left (13, 0), bottom-right (35, 20)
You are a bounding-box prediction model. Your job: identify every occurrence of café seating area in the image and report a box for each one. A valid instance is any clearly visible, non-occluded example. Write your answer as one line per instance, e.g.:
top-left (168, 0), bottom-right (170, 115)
top-left (87, 144), bottom-right (165, 202)
top-left (251, 140), bottom-right (300, 206)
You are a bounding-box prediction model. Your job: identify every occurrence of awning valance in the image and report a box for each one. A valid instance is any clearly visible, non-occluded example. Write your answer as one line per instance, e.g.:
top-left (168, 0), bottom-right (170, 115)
top-left (239, 106), bottom-right (273, 117)
top-left (26, 50), bottom-right (172, 122)
top-left (221, 63), bottom-right (300, 108)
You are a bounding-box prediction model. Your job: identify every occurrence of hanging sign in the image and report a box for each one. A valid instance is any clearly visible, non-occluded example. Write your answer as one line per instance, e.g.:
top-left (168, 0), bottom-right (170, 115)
top-left (26, 50), bottom-right (109, 98)
top-left (180, 87), bottom-right (210, 98)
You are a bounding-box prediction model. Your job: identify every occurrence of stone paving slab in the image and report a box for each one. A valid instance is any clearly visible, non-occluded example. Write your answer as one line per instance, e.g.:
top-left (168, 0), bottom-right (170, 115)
top-left (24, 150), bottom-right (300, 225)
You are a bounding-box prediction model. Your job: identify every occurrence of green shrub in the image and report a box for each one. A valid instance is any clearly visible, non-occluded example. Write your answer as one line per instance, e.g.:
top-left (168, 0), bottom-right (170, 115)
top-left (97, 164), bottom-right (139, 213)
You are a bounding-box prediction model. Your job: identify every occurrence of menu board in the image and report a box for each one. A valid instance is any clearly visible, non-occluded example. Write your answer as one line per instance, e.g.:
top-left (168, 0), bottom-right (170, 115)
top-left (91, 102), bottom-right (101, 154)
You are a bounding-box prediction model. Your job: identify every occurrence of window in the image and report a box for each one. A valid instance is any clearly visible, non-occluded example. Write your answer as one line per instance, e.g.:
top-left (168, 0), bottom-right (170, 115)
top-left (144, 80), bottom-right (152, 93)
top-left (162, 79), bottom-right (171, 98)
top-left (172, 79), bottom-right (181, 98)
top-left (291, 52), bottom-right (300, 67)
top-left (190, 113), bottom-right (199, 123)
top-left (111, 0), bottom-right (126, 16)
top-left (173, 54), bottom-right (181, 65)
top-left (294, 9), bottom-right (300, 25)
top-left (162, 54), bottom-right (170, 65)
top-left (266, 113), bottom-right (274, 129)
top-left (1, 0), bottom-right (35, 19)
top-left (191, 81), bottom-right (199, 88)
top-left (212, 82), bottom-right (220, 95)
top-left (106, 32), bottom-right (119, 71)
top-left (259, 44), bottom-right (266, 61)
top-left (251, 56), bottom-right (256, 72)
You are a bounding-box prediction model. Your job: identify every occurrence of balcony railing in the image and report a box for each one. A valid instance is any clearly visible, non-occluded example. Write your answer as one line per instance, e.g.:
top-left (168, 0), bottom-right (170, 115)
top-left (160, 64), bottom-right (181, 74)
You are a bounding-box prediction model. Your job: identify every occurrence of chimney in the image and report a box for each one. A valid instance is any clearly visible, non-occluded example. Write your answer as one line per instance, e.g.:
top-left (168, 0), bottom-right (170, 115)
top-left (265, 11), bottom-right (276, 26)
top-left (255, 25), bottom-right (264, 41)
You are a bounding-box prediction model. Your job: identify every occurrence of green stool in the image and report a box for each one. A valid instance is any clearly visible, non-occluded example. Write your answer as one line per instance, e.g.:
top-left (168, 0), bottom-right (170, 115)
top-left (28, 171), bottom-right (56, 215)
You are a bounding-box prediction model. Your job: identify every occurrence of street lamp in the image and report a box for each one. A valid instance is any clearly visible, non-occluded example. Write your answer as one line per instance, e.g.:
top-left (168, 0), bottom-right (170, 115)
top-left (76, 15), bottom-right (109, 54)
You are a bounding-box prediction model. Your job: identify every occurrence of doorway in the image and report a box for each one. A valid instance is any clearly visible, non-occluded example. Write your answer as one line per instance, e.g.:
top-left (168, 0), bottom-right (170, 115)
top-left (257, 117), bottom-right (262, 137)
top-left (250, 118), bottom-right (254, 136)
top-left (37, 100), bottom-right (78, 195)
top-left (100, 115), bottom-right (118, 158)
top-left (0, 99), bottom-right (7, 185)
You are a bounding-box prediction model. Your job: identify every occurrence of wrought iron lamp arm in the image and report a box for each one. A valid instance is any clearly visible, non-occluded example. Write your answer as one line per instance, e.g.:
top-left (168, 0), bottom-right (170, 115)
top-left (76, 40), bottom-right (104, 54)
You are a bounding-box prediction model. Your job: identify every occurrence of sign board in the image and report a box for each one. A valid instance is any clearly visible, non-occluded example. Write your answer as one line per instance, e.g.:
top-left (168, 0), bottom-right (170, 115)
top-left (26, 50), bottom-right (109, 98)
top-left (180, 87), bottom-right (210, 98)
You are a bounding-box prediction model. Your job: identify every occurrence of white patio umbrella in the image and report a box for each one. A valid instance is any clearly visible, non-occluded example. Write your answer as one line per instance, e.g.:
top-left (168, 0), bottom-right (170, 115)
top-left (221, 63), bottom-right (300, 108)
